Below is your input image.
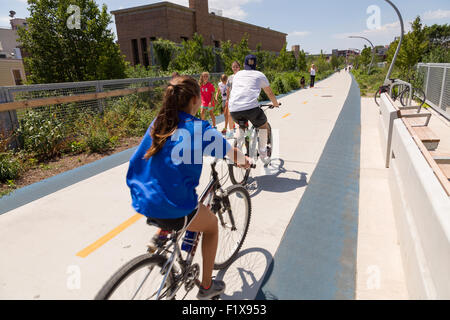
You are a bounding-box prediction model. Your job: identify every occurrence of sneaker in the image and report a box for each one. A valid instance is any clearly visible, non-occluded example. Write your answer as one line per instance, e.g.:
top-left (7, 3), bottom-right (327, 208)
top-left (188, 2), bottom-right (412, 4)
top-left (196, 279), bottom-right (226, 300)
top-left (221, 128), bottom-right (227, 135)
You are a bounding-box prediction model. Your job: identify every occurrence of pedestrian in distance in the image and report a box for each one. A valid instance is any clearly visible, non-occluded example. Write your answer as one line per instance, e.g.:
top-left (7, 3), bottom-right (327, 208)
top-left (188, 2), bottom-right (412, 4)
top-left (224, 61), bottom-right (241, 138)
top-left (199, 72), bottom-right (216, 128)
top-left (310, 64), bottom-right (317, 88)
top-left (300, 76), bottom-right (306, 89)
top-left (215, 74), bottom-right (228, 134)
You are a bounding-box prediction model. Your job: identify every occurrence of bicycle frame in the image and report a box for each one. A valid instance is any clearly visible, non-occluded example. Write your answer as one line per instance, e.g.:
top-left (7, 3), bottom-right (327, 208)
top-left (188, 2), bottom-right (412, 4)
top-left (154, 159), bottom-right (232, 300)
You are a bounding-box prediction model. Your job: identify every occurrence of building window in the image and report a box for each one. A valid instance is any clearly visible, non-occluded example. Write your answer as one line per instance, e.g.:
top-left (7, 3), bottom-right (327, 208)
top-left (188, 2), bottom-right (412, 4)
top-left (131, 39), bottom-right (140, 65)
top-left (181, 36), bottom-right (188, 42)
top-left (214, 41), bottom-right (220, 48)
top-left (12, 69), bottom-right (23, 85)
top-left (150, 37), bottom-right (156, 41)
top-left (141, 38), bottom-right (149, 67)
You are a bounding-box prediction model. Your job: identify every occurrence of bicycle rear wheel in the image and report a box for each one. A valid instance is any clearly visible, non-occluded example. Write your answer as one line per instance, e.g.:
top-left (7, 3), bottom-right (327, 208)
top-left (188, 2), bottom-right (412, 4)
top-left (214, 185), bottom-right (251, 270)
top-left (229, 136), bottom-right (251, 185)
top-left (400, 87), bottom-right (426, 109)
top-left (94, 254), bottom-right (176, 300)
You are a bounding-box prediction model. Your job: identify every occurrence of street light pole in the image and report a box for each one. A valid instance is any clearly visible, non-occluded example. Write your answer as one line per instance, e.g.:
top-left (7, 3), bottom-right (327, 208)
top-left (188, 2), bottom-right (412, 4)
top-left (348, 36), bottom-right (375, 74)
top-left (384, 0), bottom-right (404, 84)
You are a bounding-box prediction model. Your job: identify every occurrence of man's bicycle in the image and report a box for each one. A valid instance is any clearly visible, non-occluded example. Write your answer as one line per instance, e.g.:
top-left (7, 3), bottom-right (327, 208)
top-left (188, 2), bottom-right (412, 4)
top-left (228, 103), bottom-right (280, 185)
top-left (94, 158), bottom-right (254, 300)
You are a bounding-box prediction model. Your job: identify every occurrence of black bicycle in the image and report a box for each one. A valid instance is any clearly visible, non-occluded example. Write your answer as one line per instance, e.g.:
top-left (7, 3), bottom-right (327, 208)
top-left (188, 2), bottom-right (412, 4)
top-left (95, 158), bottom-right (253, 300)
top-left (229, 103), bottom-right (280, 185)
top-left (374, 78), bottom-right (426, 112)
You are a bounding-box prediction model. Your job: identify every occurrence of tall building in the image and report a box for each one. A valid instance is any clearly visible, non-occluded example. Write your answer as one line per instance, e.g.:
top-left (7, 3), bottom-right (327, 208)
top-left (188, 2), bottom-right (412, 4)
top-left (111, 0), bottom-right (287, 66)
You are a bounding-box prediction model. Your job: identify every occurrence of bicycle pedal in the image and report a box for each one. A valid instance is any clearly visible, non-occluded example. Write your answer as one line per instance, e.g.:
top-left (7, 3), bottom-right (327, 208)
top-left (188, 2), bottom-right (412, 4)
top-left (147, 244), bottom-right (157, 253)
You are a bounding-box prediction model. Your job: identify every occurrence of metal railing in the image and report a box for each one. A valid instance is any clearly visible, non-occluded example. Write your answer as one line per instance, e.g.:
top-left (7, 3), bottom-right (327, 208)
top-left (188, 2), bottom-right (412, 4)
top-left (417, 63), bottom-right (450, 120)
top-left (0, 73), bottom-right (222, 145)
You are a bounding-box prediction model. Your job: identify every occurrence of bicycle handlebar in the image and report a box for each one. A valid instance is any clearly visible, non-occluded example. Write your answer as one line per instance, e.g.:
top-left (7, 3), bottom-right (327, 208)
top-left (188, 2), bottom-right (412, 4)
top-left (260, 103), bottom-right (282, 109)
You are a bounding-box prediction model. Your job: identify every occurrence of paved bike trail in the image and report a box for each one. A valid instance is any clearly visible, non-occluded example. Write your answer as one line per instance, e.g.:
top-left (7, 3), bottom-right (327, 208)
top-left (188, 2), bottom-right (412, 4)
top-left (0, 72), bottom-right (378, 299)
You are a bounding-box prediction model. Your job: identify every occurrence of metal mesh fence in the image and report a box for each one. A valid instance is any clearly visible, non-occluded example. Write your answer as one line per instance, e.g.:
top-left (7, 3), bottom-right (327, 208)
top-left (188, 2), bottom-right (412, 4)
top-left (417, 63), bottom-right (449, 119)
top-left (0, 73), bottom-right (222, 154)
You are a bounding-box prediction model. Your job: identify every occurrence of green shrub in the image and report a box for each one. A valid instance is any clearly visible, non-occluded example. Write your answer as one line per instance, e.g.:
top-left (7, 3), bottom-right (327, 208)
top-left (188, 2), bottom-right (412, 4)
top-left (0, 152), bottom-right (21, 183)
top-left (84, 125), bottom-right (117, 154)
top-left (17, 108), bottom-right (68, 160)
top-left (272, 77), bottom-right (286, 95)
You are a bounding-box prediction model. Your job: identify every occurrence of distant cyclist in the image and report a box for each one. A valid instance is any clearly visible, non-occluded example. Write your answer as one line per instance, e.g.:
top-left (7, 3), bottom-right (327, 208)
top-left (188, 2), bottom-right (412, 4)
top-left (228, 54), bottom-right (280, 161)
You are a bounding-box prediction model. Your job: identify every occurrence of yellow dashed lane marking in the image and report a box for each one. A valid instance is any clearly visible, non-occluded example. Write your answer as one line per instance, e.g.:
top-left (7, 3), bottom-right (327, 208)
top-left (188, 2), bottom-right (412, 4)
top-left (282, 113), bottom-right (291, 119)
top-left (76, 214), bottom-right (143, 258)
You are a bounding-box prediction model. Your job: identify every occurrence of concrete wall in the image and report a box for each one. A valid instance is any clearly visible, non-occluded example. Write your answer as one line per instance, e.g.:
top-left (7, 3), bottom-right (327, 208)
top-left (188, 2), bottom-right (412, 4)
top-left (379, 93), bottom-right (450, 299)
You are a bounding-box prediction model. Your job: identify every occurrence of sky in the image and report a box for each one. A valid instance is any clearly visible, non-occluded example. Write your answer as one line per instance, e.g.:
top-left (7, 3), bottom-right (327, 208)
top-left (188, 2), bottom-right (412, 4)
top-left (2, 0), bottom-right (450, 54)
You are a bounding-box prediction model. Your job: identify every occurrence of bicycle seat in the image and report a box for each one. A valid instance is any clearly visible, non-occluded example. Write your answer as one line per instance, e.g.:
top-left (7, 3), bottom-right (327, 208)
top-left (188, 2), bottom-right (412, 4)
top-left (237, 120), bottom-right (249, 129)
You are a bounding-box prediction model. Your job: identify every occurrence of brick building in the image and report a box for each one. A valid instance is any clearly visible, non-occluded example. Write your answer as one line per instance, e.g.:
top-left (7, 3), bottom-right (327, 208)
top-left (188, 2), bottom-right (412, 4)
top-left (111, 0), bottom-right (287, 66)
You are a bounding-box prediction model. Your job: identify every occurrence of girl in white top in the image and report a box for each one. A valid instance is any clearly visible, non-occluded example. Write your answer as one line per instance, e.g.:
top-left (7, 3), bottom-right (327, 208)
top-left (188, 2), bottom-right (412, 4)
top-left (310, 64), bottom-right (318, 88)
top-left (215, 74), bottom-right (228, 134)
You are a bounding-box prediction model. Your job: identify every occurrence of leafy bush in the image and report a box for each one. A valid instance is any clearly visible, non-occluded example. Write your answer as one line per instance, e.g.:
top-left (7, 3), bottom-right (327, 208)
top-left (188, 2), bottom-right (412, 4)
top-left (84, 126), bottom-right (117, 154)
top-left (0, 152), bottom-right (21, 183)
top-left (17, 108), bottom-right (68, 160)
top-left (272, 77), bottom-right (286, 95)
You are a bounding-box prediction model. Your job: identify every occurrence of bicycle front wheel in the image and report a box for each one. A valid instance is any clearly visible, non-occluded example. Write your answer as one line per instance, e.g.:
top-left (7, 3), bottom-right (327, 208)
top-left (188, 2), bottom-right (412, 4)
top-left (229, 136), bottom-right (251, 185)
top-left (94, 254), bottom-right (176, 300)
top-left (214, 185), bottom-right (251, 270)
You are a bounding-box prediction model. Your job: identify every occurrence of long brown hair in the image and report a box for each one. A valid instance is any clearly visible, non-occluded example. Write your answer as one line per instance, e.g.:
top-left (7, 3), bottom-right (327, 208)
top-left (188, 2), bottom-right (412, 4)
top-left (144, 76), bottom-right (200, 160)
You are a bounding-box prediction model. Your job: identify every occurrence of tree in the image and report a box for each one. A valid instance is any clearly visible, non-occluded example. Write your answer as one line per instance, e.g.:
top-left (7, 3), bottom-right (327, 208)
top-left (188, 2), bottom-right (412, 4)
top-left (17, 0), bottom-right (126, 84)
top-left (297, 49), bottom-right (307, 72)
top-left (276, 43), bottom-right (296, 71)
top-left (219, 34), bottom-right (250, 73)
top-left (153, 38), bottom-right (177, 71)
top-left (386, 16), bottom-right (428, 78)
top-left (171, 34), bottom-right (215, 72)
top-left (360, 46), bottom-right (372, 67)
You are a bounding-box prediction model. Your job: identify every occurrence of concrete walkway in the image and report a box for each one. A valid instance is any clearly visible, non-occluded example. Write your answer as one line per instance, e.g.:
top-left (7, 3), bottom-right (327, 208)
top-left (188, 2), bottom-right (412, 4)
top-left (0, 72), bottom-right (408, 299)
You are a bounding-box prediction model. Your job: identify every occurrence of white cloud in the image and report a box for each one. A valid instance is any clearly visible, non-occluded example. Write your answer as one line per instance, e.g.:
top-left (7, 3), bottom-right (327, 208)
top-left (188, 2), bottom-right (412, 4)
top-left (422, 9), bottom-right (450, 20)
top-left (0, 16), bottom-right (10, 25)
top-left (289, 31), bottom-right (311, 37)
top-left (167, 0), bottom-right (261, 20)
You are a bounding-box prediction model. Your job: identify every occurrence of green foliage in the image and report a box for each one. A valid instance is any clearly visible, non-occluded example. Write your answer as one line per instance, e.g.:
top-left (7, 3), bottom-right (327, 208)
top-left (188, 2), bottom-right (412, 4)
top-left (17, 0), bottom-right (126, 83)
top-left (219, 34), bottom-right (251, 73)
top-left (0, 152), bottom-right (21, 183)
top-left (297, 50), bottom-right (307, 72)
top-left (360, 46), bottom-right (373, 68)
top-left (83, 119), bottom-right (117, 153)
top-left (277, 43), bottom-right (296, 72)
top-left (170, 34), bottom-right (215, 72)
top-left (17, 108), bottom-right (69, 160)
top-left (153, 38), bottom-right (178, 71)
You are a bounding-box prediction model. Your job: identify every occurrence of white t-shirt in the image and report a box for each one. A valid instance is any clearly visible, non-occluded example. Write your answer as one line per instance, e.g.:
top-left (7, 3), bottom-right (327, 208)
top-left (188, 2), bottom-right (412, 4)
top-left (228, 70), bottom-right (270, 112)
top-left (218, 82), bottom-right (227, 100)
top-left (310, 68), bottom-right (316, 76)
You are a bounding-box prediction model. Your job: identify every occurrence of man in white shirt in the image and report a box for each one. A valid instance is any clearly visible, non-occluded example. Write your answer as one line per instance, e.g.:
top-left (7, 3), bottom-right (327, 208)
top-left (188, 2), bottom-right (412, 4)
top-left (228, 54), bottom-right (279, 160)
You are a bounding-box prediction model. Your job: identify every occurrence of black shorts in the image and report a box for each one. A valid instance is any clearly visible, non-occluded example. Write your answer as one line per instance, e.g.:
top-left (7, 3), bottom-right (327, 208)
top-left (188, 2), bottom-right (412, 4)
top-left (146, 208), bottom-right (198, 232)
top-left (230, 107), bottom-right (267, 128)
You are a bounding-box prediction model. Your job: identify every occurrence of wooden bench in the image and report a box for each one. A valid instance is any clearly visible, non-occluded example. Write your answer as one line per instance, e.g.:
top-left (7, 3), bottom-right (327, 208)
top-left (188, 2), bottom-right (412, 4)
top-left (411, 126), bottom-right (441, 151)
top-left (430, 151), bottom-right (450, 181)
